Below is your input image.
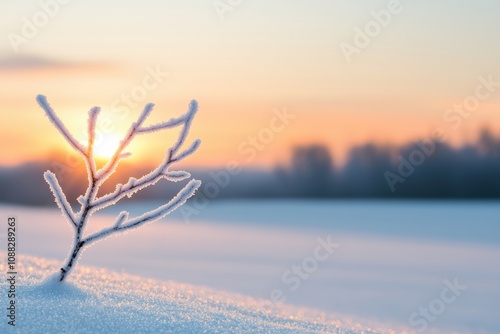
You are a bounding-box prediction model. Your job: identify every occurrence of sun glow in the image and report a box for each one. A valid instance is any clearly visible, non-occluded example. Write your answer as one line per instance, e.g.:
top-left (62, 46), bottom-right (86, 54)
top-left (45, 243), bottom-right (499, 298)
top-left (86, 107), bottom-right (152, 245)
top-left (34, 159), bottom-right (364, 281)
top-left (93, 133), bottom-right (121, 158)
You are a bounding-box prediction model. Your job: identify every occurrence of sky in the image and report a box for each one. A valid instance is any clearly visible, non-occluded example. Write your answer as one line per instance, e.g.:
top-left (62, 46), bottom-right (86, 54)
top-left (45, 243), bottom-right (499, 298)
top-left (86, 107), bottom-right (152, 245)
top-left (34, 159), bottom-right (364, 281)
top-left (1, 0), bottom-right (499, 168)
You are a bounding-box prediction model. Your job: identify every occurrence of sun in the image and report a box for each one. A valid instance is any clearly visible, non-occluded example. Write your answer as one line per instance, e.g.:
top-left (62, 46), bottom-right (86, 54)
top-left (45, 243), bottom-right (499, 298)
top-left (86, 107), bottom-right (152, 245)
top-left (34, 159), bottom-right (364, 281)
top-left (93, 133), bottom-right (121, 159)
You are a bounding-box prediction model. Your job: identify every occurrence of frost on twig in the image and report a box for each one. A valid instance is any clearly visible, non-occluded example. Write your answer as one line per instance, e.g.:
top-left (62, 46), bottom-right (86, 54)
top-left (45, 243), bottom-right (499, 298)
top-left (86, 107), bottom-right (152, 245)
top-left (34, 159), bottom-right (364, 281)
top-left (44, 171), bottom-right (77, 228)
top-left (37, 95), bottom-right (202, 282)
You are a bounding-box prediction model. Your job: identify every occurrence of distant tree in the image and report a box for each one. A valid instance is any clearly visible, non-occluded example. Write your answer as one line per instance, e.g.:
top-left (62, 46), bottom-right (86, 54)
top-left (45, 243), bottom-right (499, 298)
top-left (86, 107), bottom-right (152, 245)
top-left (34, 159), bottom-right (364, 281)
top-left (37, 95), bottom-right (201, 282)
top-left (478, 128), bottom-right (500, 156)
top-left (289, 144), bottom-right (333, 197)
top-left (340, 144), bottom-right (393, 197)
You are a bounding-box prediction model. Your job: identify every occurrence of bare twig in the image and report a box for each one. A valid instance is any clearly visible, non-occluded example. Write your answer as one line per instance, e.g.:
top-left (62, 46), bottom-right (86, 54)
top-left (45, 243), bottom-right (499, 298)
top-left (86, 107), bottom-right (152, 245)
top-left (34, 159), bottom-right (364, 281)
top-left (37, 95), bottom-right (201, 282)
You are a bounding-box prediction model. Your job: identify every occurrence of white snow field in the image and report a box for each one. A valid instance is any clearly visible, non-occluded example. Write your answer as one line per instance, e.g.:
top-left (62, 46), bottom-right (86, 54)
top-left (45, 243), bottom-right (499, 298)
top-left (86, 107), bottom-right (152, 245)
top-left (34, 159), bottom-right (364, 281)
top-left (0, 200), bottom-right (498, 333)
top-left (0, 255), bottom-right (400, 334)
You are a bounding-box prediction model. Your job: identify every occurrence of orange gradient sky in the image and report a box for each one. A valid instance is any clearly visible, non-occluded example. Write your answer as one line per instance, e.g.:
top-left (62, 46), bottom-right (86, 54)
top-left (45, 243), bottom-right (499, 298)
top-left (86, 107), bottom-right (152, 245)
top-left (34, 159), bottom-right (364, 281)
top-left (1, 1), bottom-right (499, 168)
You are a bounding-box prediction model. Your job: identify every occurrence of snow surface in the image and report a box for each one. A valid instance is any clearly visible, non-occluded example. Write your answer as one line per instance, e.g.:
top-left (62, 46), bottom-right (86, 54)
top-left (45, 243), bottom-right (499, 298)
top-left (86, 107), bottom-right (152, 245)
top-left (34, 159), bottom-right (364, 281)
top-left (0, 254), bottom-right (404, 334)
top-left (1, 201), bottom-right (498, 333)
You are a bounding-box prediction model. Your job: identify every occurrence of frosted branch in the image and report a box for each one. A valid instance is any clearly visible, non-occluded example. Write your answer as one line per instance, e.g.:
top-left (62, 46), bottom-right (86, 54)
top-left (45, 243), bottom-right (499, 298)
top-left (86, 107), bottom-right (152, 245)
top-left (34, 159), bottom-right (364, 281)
top-left (136, 100), bottom-right (195, 133)
top-left (122, 179), bottom-right (201, 230)
top-left (172, 139), bottom-right (201, 162)
top-left (84, 179), bottom-right (201, 244)
top-left (118, 152), bottom-right (132, 159)
top-left (87, 106), bottom-right (100, 175)
top-left (163, 170), bottom-right (191, 182)
top-left (170, 100), bottom-right (198, 155)
top-left (43, 171), bottom-right (77, 228)
top-left (95, 103), bottom-right (154, 180)
top-left (36, 95), bottom-right (86, 155)
top-left (91, 100), bottom-right (200, 210)
top-left (90, 168), bottom-right (167, 210)
top-left (38, 95), bottom-right (201, 282)
top-left (136, 103), bottom-right (155, 128)
top-left (113, 211), bottom-right (129, 228)
top-left (87, 107), bottom-right (100, 154)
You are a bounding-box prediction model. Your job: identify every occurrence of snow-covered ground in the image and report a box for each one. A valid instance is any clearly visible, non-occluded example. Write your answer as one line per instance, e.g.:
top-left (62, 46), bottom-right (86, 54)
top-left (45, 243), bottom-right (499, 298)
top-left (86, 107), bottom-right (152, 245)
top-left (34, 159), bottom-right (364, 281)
top-left (0, 200), bottom-right (498, 333)
top-left (0, 255), bottom-right (393, 334)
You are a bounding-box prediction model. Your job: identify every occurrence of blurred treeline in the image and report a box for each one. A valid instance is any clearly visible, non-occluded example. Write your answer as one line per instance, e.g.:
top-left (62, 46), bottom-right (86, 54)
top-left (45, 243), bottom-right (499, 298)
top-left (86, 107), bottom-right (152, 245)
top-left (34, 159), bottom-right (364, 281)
top-left (1, 129), bottom-right (499, 205)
